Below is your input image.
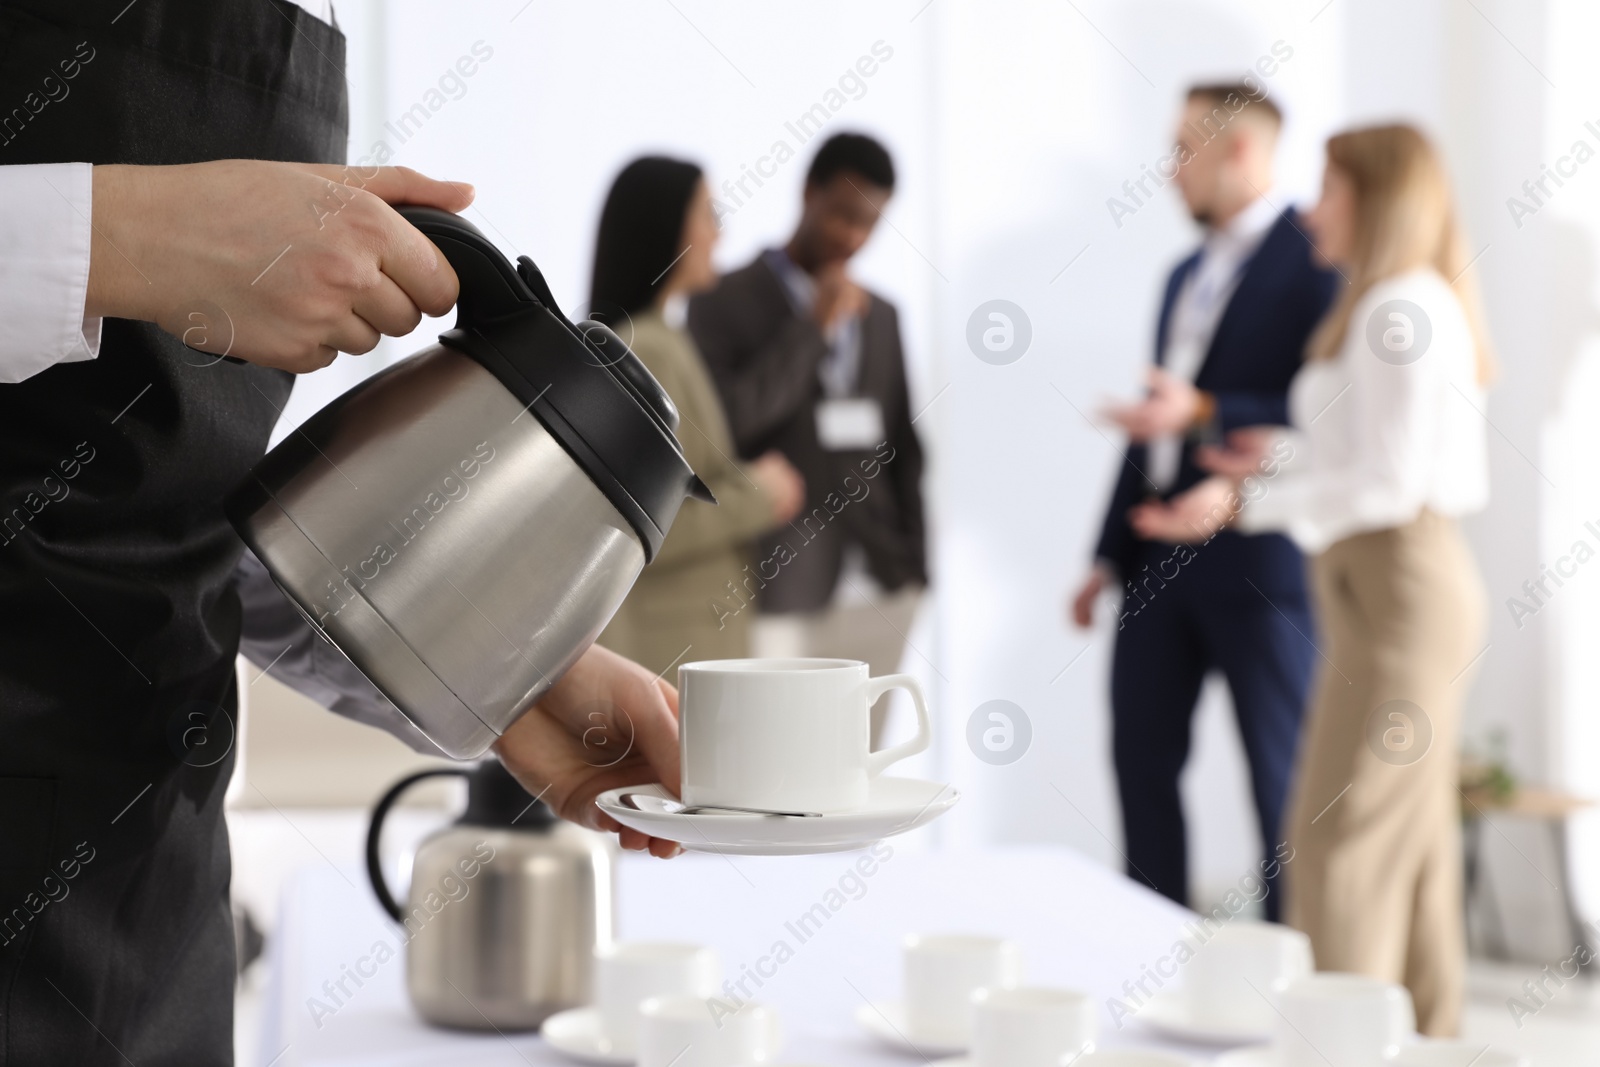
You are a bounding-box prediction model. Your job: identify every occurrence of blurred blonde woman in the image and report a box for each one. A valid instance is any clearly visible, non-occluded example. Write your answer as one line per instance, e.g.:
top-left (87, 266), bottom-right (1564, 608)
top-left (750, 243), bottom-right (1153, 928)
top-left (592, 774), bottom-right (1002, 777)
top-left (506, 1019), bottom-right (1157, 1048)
top-left (1131, 124), bottom-right (1491, 1034)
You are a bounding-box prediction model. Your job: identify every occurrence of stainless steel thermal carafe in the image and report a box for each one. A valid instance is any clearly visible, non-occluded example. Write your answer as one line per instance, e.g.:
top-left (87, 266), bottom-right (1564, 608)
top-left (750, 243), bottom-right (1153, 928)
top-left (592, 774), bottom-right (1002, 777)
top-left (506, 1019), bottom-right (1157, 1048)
top-left (367, 762), bottom-right (612, 1030)
top-left (228, 207), bottom-right (713, 757)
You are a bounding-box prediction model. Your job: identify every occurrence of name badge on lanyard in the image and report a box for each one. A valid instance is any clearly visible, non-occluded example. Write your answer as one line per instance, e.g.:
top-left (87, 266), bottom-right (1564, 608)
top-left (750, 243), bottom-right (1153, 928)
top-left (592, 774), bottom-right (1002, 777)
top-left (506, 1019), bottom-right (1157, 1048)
top-left (815, 397), bottom-right (885, 451)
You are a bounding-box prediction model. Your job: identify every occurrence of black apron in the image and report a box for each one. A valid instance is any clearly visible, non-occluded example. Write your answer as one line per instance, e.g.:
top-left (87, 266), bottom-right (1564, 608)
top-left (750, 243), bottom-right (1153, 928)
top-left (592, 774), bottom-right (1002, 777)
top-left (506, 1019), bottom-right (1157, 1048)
top-left (0, 2), bottom-right (346, 1062)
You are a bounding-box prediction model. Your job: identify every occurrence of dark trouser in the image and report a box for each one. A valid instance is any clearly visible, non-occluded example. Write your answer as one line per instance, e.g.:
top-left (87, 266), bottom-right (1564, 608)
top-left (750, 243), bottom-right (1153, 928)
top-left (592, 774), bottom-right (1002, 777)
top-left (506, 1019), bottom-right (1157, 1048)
top-left (1109, 531), bottom-right (1314, 921)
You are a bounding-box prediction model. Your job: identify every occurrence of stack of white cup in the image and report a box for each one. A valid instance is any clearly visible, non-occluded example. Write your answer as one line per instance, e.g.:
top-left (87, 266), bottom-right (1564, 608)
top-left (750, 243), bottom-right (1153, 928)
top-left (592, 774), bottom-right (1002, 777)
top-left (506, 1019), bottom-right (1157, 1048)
top-left (592, 941), bottom-right (720, 1056)
top-left (1183, 922), bottom-right (1313, 1033)
top-left (967, 986), bottom-right (1098, 1066)
top-left (898, 933), bottom-right (1116, 1067)
top-left (1166, 926), bottom-right (1528, 1066)
top-left (635, 995), bottom-right (782, 1067)
top-left (586, 941), bottom-right (783, 1066)
top-left (1271, 973), bottom-right (1415, 1067)
top-left (1266, 974), bottom-right (1526, 1066)
top-left (903, 934), bottom-right (1022, 1047)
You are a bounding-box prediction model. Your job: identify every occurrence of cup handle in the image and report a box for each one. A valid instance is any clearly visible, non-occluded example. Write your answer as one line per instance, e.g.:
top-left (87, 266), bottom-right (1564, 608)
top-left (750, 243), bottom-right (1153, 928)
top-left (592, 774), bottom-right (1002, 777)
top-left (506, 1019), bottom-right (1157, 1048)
top-left (863, 673), bottom-right (932, 778)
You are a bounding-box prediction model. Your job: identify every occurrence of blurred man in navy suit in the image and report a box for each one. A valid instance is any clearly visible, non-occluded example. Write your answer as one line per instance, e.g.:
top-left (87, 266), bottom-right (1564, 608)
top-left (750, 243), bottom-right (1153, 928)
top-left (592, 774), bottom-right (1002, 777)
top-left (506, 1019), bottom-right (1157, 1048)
top-left (1071, 84), bottom-right (1338, 919)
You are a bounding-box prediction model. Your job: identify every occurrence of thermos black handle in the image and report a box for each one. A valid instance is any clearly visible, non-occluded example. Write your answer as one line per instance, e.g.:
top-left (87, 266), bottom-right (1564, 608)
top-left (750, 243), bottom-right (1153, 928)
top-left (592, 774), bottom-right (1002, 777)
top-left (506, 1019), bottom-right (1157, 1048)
top-left (365, 767), bottom-right (471, 923)
top-left (395, 205), bottom-right (543, 330)
top-left (393, 205), bottom-right (718, 530)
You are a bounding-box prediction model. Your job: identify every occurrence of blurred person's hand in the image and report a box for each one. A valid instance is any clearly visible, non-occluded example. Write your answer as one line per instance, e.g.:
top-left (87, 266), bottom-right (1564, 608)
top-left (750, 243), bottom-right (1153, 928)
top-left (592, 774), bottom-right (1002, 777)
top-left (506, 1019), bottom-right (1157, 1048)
top-left (812, 262), bottom-right (867, 335)
top-left (87, 160), bottom-right (475, 373)
top-left (1128, 476), bottom-right (1238, 544)
top-left (751, 450), bottom-right (806, 524)
top-left (493, 644), bottom-right (683, 859)
top-left (1102, 367), bottom-right (1204, 442)
top-left (1069, 564), bottom-right (1112, 628)
top-left (1196, 427), bottom-right (1276, 478)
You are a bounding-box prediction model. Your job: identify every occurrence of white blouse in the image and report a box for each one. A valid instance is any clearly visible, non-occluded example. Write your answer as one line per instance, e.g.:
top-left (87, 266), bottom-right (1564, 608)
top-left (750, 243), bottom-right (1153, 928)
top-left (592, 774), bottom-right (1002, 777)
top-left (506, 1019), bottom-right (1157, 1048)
top-left (1236, 266), bottom-right (1489, 555)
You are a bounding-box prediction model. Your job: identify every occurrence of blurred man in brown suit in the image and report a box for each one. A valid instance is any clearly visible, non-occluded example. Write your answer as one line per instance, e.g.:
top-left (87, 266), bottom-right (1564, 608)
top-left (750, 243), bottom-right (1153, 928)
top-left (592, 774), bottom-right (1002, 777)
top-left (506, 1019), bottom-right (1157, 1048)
top-left (689, 133), bottom-right (926, 736)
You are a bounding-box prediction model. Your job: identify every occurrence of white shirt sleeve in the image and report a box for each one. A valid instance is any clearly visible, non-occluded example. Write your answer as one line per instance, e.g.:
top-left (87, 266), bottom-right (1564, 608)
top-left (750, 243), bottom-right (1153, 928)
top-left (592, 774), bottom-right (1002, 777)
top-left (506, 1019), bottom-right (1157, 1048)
top-left (0, 162), bottom-right (103, 384)
top-left (1238, 277), bottom-right (1465, 555)
top-left (1240, 364), bottom-right (1438, 554)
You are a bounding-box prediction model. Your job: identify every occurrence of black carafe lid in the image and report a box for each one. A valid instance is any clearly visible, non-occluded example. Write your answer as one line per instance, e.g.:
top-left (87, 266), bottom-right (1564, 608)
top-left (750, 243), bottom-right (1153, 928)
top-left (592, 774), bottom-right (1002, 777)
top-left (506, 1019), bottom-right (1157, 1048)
top-left (458, 759), bottom-right (556, 830)
top-left (396, 206), bottom-right (715, 563)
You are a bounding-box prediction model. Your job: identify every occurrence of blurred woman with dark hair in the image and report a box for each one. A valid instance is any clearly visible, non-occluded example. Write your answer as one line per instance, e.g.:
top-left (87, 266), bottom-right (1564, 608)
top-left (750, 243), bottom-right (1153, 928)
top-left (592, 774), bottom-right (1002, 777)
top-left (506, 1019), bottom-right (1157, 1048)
top-left (590, 156), bottom-right (804, 675)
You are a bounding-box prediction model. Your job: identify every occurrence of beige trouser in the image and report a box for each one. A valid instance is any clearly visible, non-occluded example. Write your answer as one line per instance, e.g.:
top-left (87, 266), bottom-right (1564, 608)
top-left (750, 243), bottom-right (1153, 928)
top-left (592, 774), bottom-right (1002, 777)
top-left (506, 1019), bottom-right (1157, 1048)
top-left (750, 585), bottom-right (924, 744)
top-left (1285, 511), bottom-right (1486, 1036)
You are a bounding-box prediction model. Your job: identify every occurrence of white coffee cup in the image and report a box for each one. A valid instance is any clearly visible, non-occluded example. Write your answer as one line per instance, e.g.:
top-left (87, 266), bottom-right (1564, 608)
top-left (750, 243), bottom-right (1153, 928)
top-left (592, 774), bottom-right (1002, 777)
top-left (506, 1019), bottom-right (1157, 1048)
top-left (678, 658), bottom-right (932, 814)
top-left (1275, 973), bottom-right (1415, 1067)
top-left (902, 934), bottom-right (1022, 1046)
top-left (970, 987), bottom-right (1097, 1067)
top-left (592, 941), bottom-right (720, 1054)
top-left (636, 995), bottom-right (781, 1067)
top-left (1391, 1042), bottom-right (1529, 1067)
top-left (1181, 921), bottom-right (1312, 1029)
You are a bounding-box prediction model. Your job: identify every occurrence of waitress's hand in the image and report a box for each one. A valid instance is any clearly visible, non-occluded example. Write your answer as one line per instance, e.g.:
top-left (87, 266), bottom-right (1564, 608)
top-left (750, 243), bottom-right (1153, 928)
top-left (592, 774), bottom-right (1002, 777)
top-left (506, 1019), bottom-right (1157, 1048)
top-left (492, 644), bottom-right (684, 859)
top-left (85, 160), bottom-right (475, 372)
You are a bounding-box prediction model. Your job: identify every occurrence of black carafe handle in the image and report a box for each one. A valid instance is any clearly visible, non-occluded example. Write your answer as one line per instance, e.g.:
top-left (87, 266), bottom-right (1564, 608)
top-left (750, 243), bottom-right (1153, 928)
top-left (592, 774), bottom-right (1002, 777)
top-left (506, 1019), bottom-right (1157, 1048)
top-left (395, 205), bottom-right (539, 330)
top-left (365, 767), bottom-right (471, 922)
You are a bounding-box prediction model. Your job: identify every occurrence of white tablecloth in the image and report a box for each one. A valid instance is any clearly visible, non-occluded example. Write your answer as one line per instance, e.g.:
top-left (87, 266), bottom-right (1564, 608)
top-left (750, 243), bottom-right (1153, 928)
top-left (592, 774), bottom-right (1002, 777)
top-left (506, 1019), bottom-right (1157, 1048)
top-left (258, 844), bottom-right (1220, 1066)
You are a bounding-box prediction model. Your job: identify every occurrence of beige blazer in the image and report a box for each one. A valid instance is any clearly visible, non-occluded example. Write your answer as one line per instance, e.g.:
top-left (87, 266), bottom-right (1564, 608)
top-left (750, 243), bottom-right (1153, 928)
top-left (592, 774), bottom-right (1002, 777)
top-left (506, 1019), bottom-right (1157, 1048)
top-left (597, 310), bottom-right (775, 676)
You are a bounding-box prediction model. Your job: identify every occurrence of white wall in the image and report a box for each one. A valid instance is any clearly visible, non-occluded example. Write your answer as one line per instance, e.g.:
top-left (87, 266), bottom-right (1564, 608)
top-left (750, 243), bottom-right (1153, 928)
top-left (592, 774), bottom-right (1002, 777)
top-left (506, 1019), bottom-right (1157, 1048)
top-left (281, 0), bottom-right (1600, 910)
top-left (282, 0), bottom-right (937, 440)
top-left (1533, 0), bottom-right (1600, 923)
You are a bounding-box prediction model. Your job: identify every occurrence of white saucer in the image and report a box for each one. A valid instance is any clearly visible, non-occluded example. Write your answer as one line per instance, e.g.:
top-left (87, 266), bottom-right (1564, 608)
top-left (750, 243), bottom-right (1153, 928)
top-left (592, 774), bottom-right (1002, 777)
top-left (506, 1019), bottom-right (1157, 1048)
top-left (1391, 1040), bottom-right (1528, 1067)
top-left (1213, 1047), bottom-right (1276, 1067)
top-left (540, 1005), bottom-right (822, 1067)
top-left (854, 1000), bottom-right (968, 1057)
top-left (1138, 988), bottom-right (1271, 1046)
top-left (1213, 1037), bottom-right (1518, 1067)
top-left (598, 778), bottom-right (960, 856)
top-left (930, 1048), bottom-right (1107, 1067)
top-left (539, 1006), bottom-right (630, 1064)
